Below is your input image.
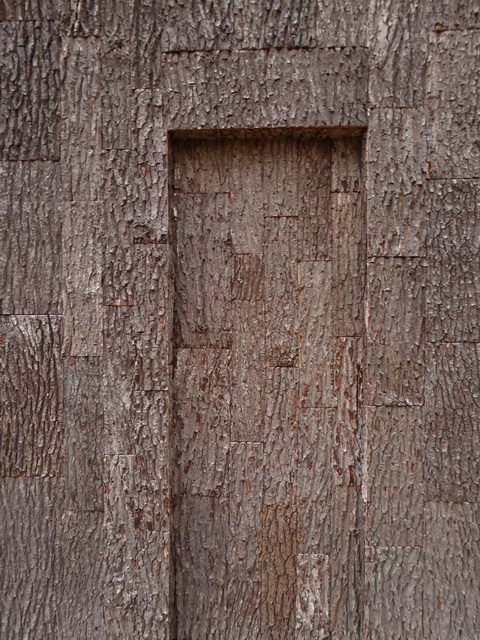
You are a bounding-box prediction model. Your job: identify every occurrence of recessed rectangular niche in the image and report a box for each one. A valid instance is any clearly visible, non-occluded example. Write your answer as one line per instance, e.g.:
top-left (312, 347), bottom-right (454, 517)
top-left (170, 128), bottom-right (365, 640)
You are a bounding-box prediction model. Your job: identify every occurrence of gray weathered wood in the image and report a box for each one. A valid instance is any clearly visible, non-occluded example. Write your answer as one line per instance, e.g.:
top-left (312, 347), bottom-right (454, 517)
top-left (425, 343), bottom-right (480, 502)
top-left (331, 136), bottom-right (362, 193)
top-left (366, 407), bottom-right (424, 546)
top-left (0, 162), bottom-right (62, 315)
top-left (365, 546), bottom-right (424, 640)
top-left (427, 179), bottom-right (480, 342)
top-left (0, 316), bottom-right (63, 477)
top-left (0, 0), bottom-right (57, 20)
top-left (366, 257), bottom-right (426, 406)
top-left (426, 30), bottom-right (480, 179)
top-left (427, 0), bottom-right (480, 29)
top-left (0, 21), bottom-right (59, 160)
top-left (424, 502), bottom-right (480, 640)
top-left (366, 108), bottom-right (427, 256)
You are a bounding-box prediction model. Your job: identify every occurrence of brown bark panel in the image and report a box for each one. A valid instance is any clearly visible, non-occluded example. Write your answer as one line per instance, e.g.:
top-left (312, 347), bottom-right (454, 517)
top-left (0, 162), bottom-right (62, 315)
top-left (426, 0), bottom-right (480, 29)
top-left (0, 0), bottom-right (57, 19)
top-left (298, 260), bottom-right (333, 407)
top-left (426, 30), bottom-right (480, 179)
top-left (366, 407), bottom-right (424, 547)
top-left (425, 343), bottom-right (480, 502)
top-left (57, 511), bottom-right (105, 638)
top-left (365, 546), bottom-right (424, 640)
top-left (231, 301), bottom-right (265, 441)
top-left (424, 502), bottom-right (480, 640)
top-left (61, 37), bottom-right (101, 201)
top-left (64, 356), bottom-right (104, 511)
top-left (227, 442), bottom-right (264, 582)
top-left (233, 254), bottom-right (265, 302)
top-left (264, 217), bottom-right (299, 367)
top-left (173, 495), bottom-right (228, 640)
top-left (366, 108), bottom-right (427, 257)
top-left (295, 553), bottom-right (330, 640)
top-left (329, 486), bottom-right (363, 640)
top-left (173, 194), bottom-right (232, 348)
top-left (297, 408), bottom-right (333, 554)
top-left (263, 367), bottom-right (298, 505)
top-left (331, 137), bottom-right (362, 193)
top-left (0, 478), bottom-right (62, 638)
top-left (261, 504), bottom-right (297, 640)
top-left (101, 45), bottom-right (133, 151)
top-left (0, 21), bottom-right (59, 160)
top-left (366, 257), bottom-right (426, 406)
top-left (59, 0), bottom-right (100, 37)
top-left (160, 49), bottom-right (368, 129)
top-left (332, 192), bottom-right (366, 336)
top-left (0, 316), bottom-right (63, 477)
top-left (332, 337), bottom-right (364, 487)
top-left (173, 138), bottom-right (232, 194)
top-left (368, 0), bottom-right (427, 107)
top-left (103, 454), bottom-right (170, 637)
top-left (173, 348), bottom-right (231, 497)
top-left (63, 201), bottom-right (102, 356)
top-left (427, 179), bottom-right (480, 342)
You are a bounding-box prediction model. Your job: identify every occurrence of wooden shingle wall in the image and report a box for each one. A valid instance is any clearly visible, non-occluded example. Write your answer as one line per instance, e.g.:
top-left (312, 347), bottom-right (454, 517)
top-left (1, 1), bottom-right (479, 638)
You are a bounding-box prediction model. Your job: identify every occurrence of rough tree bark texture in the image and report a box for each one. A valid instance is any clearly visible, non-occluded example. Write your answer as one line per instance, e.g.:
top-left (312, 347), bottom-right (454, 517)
top-left (0, 2), bottom-right (479, 639)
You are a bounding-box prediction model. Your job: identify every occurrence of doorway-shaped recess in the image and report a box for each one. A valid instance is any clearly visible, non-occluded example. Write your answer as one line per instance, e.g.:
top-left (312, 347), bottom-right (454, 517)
top-left (170, 130), bottom-right (365, 640)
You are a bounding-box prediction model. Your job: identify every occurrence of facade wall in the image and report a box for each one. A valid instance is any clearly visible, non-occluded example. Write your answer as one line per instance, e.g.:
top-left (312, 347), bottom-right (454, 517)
top-left (1, 2), bottom-right (479, 638)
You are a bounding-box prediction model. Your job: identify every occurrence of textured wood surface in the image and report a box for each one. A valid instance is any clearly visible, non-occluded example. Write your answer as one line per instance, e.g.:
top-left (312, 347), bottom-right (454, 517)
top-left (2, 5), bottom-right (479, 638)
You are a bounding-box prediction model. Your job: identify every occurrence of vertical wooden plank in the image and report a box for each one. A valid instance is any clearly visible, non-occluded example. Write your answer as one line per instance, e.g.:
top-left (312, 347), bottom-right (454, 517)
top-left (295, 554), bottom-right (330, 640)
top-left (173, 348), bottom-right (231, 496)
top-left (64, 357), bottom-right (103, 511)
top-left (332, 192), bottom-right (366, 336)
top-left (365, 546), bottom-right (424, 640)
top-left (57, 511), bottom-right (105, 638)
top-left (61, 37), bottom-right (101, 201)
top-left (0, 162), bottom-right (62, 315)
top-left (103, 454), bottom-right (170, 638)
top-left (329, 486), bottom-right (363, 640)
top-left (264, 217), bottom-right (299, 366)
top-left (366, 258), bottom-right (426, 406)
top-left (263, 367), bottom-right (298, 505)
top-left (368, 0), bottom-right (427, 107)
top-left (173, 495), bottom-right (228, 640)
top-left (331, 137), bottom-right (362, 193)
top-left (0, 316), bottom-right (63, 477)
top-left (332, 337), bottom-right (364, 487)
top-left (427, 179), bottom-right (480, 342)
top-left (231, 301), bottom-right (265, 441)
top-left (297, 408), bottom-right (333, 554)
top-left (366, 407), bottom-right (424, 546)
top-left (298, 260), bottom-right (333, 408)
top-left (366, 108), bottom-right (427, 256)
top-left (424, 502), bottom-right (480, 640)
top-left (173, 193), bottom-right (232, 348)
top-left (425, 343), bottom-right (480, 502)
top-left (0, 478), bottom-right (62, 638)
top-left (230, 138), bottom-right (264, 254)
top-left (173, 138), bottom-right (232, 194)
top-left (426, 31), bottom-right (480, 179)
top-left (0, 21), bottom-right (59, 160)
top-left (63, 202), bottom-right (102, 356)
top-left (261, 504), bottom-right (297, 640)
top-left (226, 442), bottom-right (263, 637)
